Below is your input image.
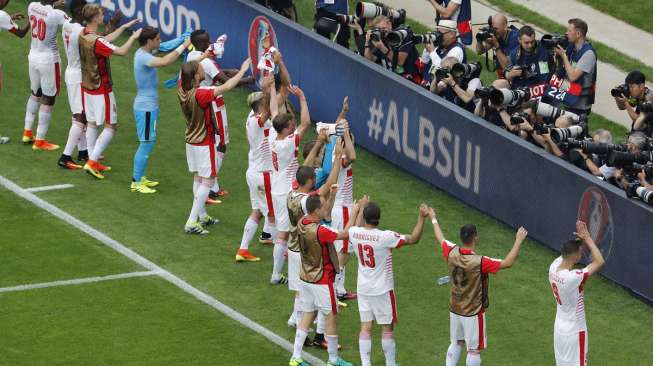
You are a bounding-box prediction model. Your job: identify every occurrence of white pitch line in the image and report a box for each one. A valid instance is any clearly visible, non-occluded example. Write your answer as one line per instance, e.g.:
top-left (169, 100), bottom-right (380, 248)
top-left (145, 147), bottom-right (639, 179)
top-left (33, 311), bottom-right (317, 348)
top-left (25, 184), bottom-right (75, 193)
top-left (0, 175), bottom-right (326, 366)
top-left (0, 271), bottom-right (160, 294)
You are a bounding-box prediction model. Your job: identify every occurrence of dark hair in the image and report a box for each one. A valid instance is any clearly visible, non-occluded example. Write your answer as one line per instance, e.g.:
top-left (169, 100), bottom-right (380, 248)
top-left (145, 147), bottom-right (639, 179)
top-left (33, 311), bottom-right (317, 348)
top-left (560, 239), bottom-right (583, 258)
top-left (460, 224), bottom-right (478, 245)
top-left (519, 25), bottom-right (535, 39)
top-left (190, 29), bottom-right (210, 51)
top-left (568, 18), bottom-right (588, 37)
top-left (363, 202), bottom-right (381, 226)
top-left (181, 61), bottom-right (199, 92)
top-left (306, 195), bottom-right (322, 214)
top-left (81, 3), bottom-right (102, 25)
top-left (69, 0), bottom-right (88, 16)
top-left (626, 70), bottom-right (646, 86)
top-left (138, 26), bottom-right (159, 46)
top-left (296, 166), bottom-right (315, 187)
top-left (272, 113), bottom-right (294, 133)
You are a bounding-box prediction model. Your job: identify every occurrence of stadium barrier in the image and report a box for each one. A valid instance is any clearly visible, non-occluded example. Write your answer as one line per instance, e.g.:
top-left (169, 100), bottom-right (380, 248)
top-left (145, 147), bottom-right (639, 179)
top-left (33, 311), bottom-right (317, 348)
top-left (111, 0), bottom-right (653, 302)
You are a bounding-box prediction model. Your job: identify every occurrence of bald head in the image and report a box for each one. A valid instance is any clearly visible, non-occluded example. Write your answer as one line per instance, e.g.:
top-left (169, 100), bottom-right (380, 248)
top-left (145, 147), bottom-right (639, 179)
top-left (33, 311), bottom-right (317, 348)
top-left (491, 78), bottom-right (510, 89)
top-left (492, 13), bottom-right (509, 36)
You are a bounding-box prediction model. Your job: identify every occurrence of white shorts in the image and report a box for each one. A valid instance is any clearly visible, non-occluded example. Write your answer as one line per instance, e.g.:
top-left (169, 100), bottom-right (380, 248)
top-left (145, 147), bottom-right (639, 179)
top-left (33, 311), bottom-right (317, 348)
top-left (272, 192), bottom-right (290, 232)
top-left (332, 204), bottom-right (353, 253)
top-left (83, 90), bottom-right (117, 125)
top-left (358, 290), bottom-right (397, 325)
top-left (554, 330), bottom-right (588, 366)
top-left (246, 169), bottom-right (273, 216)
top-left (288, 250), bottom-right (301, 292)
top-left (66, 82), bottom-right (83, 114)
top-left (186, 143), bottom-right (217, 178)
top-left (450, 310), bottom-right (487, 351)
top-left (299, 281), bottom-right (338, 316)
top-left (29, 61), bottom-right (61, 96)
top-left (214, 104), bottom-right (229, 146)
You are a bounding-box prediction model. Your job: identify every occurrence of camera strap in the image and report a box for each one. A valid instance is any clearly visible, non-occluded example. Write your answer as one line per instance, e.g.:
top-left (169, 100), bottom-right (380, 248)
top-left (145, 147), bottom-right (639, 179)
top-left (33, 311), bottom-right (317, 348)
top-left (391, 46), bottom-right (399, 73)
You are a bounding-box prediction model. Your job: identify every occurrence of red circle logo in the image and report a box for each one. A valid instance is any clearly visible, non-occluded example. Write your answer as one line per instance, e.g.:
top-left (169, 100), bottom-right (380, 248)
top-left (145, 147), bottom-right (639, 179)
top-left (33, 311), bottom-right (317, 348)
top-left (577, 186), bottom-right (614, 261)
top-left (248, 16), bottom-right (279, 88)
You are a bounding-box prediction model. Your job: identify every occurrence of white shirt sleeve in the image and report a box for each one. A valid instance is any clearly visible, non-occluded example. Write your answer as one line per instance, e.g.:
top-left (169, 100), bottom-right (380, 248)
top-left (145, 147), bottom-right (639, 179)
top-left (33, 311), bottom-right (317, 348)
top-left (0, 11), bottom-right (16, 31)
top-left (54, 9), bottom-right (69, 26)
top-left (466, 78), bottom-right (482, 93)
top-left (381, 230), bottom-right (406, 249)
top-left (200, 58), bottom-right (220, 84)
top-left (446, 46), bottom-right (465, 63)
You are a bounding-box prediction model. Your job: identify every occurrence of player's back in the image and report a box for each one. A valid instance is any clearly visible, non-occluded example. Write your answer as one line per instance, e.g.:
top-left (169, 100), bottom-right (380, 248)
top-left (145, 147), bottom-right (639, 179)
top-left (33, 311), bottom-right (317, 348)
top-left (271, 134), bottom-right (299, 194)
top-left (28, 2), bottom-right (67, 64)
top-left (62, 21), bottom-right (82, 80)
top-left (246, 110), bottom-right (272, 172)
top-left (334, 156), bottom-right (354, 207)
top-left (549, 257), bottom-right (588, 335)
top-left (186, 50), bottom-right (220, 87)
top-left (350, 226), bottom-right (405, 296)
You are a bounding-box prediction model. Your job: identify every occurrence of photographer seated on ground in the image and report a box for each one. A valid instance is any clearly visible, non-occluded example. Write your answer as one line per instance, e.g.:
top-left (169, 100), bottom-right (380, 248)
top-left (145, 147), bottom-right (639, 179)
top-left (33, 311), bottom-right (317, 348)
top-left (363, 16), bottom-right (420, 82)
top-left (431, 57), bottom-right (482, 113)
top-left (505, 26), bottom-right (554, 96)
top-left (420, 20), bottom-right (465, 88)
top-left (474, 13), bottom-right (519, 76)
top-left (612, 70), bottom-right (653, 134)
top-left (474, 79), bottom-right (515, 130)
top-left (568, 129), bottom-right (616, 179)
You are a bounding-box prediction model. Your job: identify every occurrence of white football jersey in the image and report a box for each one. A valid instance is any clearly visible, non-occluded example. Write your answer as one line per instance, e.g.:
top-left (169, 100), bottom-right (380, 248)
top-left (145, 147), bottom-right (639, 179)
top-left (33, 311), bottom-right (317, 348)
top-left (549, 256), bottom-right (590, 334)
top-left (246, 110), bottom-right (273, 172)
top-left (271, 133), bottom-right (300, 195)
top-left (186, 50), bottom-right (221, 87)
top-left (334, 157), bottom-right (354, 207)
top-left (62, 20), bottom-right (83, 84)
top-left (350, 226), bottom-right (406, 296)
top-left (0, 10), bottom-right (17, 32)
top-left (27, 2), bottom-right (67, 64)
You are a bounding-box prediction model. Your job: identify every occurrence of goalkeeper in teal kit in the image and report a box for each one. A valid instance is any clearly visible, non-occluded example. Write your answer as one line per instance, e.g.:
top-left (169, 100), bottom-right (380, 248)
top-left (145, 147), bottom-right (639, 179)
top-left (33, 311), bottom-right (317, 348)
top-left (131, 26), bottom-right (190, 193)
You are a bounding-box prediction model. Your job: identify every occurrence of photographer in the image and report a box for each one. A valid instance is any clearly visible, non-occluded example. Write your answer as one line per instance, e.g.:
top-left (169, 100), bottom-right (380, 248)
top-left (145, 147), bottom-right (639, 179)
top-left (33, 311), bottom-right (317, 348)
top-left (474, 13), bottom-right (519, 75)
top-left (432, 57), bottom-right (482, 113)
top-left (569, 129), bottom-right (616, 179)
top-left (314, 0), bottom-right (350, 48)
top-left (427, 0), bottom-right (472, 45)
top-left (549, 18), bottom-right (597, 116)
top-left (421, 20), bottom-right (465, 88)
top-left (612, 132), bottom-right (651, 188)
top-left (474, 79), bottom-right (515, 131)
top-left (505, 26), bottom-right (554, 97)
top-left (363, 16), bottom-right (420, 81)
top-left (613, 70), bottom-right (653, 131)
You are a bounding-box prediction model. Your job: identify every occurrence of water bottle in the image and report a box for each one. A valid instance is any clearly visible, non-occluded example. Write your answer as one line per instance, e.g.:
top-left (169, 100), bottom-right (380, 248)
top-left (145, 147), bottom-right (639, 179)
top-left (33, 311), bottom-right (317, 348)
top-left (437, 276), bottom-right (450, 286)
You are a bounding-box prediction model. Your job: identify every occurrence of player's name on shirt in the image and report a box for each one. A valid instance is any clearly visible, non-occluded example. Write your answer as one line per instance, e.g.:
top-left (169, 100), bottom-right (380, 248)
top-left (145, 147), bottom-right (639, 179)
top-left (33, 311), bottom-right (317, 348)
top-left (351, 231), bottom-right (380, 242)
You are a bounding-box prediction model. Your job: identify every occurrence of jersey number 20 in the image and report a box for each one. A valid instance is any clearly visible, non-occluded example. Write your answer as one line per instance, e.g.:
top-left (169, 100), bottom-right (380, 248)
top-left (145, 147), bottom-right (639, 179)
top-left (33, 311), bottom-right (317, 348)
top-left (357, 244), bottom-right (375, 268)
top-left (30, 16), bottom-right (46, 41)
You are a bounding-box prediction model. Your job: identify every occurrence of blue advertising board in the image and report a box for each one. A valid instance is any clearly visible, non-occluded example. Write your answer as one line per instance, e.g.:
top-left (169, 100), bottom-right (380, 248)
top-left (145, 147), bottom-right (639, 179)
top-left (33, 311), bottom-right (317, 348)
top-left (108, 0), bottom-right (653, 302)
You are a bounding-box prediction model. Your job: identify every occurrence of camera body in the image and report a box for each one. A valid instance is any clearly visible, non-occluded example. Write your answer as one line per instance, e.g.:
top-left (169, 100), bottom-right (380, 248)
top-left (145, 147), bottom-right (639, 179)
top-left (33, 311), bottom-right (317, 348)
top-left (564, 139), bottom-right (628, 156)
top-left (435, 67), bottom-right (451, 81)
top-left (451, 62), bottom-right (482, 80)
top-left (413, 31), bottom-right (443, 47)
top-left (611, 83), bottom-right (630, 98)
top-left (489, 87), bottom-right (531, 108)
top-left (386, 26), bottom-right (412, 48)
top-left (541, 34), bottom-right (569, 49)
top-left (475, 26), bottom-right (496, 43)
top-left (369, 27), bottom-right (386, 42)
top-left (510, 112), bottom-right (530, 126)
top-left (474, 86), bottom-right (493, 100)
top-left (639, 101), bottom-right (653, 114)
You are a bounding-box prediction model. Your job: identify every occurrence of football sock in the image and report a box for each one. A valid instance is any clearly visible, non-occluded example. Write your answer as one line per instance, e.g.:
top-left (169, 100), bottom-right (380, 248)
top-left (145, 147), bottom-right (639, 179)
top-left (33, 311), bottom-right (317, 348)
top-left (272, 238), bottom-right (287, 278)
top-left (77, 128), bottom-right (87, 151)
top-left (85, 126), bottom-right (98, 156)
top-left (24, 96), bottom-right (39, 131)
top-left (381, 331), bottom-right (396, 366)
top-left (211, 181), bottom-right (220, 194)
top-left (292, 327), bottom-right (308, 359)
top-left (326, 334), bottom-right (339, 363)
top-left (466, 353), bottom-right (481, 366)
top-left (63, 121), bottom-right (84, 156)
top-left (188, 183), bottom-right (210, 224)
top-left (90, 128), bottom-right (114, 162)
top-left (263, 217), bottom-right (273, 236)
top-left (239, 217), bottom-right (259, 250)
top-left (359, 331), bottom-right (372, 366)
top-left (292, 295), bottom-right (302, 327)
top-left (35, 104), bottom-right (53, 139)
top-left (193, 179), bottom-right (199, 196)
top-left (446, 342), bottom-right (462, 366)
top-left (132, 141), bottom-right (154, 182)
top-left (216, 151), bottom-right (225, 173)
top-left (266, 222), bottom-right (278, 242)
top-left (336, 266), bottom-right (346, 294)
top-left (316, 312), bottom-right (326, 335)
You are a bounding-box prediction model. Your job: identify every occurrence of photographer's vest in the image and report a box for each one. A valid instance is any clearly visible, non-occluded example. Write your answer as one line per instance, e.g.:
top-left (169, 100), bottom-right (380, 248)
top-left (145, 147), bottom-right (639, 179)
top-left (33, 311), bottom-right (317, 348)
top-left (441, 78), bottom-right (476, 113)
top-left (508, 44), bottom-right (554, 97)
top-left (423, 41), bottom-right (467, 85)
top-left (79, 32), bottom-right (112, 92)
top-left (287, 190), bottom-right (308, 253)
top-left (448, 246), bottom-right (489, 316)
top-left (494, 26), bottom-right (520, 74)
top-left (298, 219), bottom-right (340, 284)
top-left (546, 42), bottom-right (596, 112)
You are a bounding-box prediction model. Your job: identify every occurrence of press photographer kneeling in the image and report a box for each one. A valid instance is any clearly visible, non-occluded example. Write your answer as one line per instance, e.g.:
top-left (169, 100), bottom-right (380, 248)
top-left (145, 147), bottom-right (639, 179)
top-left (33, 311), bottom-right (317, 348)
top-left (431, 58), bottom-right (482, 113)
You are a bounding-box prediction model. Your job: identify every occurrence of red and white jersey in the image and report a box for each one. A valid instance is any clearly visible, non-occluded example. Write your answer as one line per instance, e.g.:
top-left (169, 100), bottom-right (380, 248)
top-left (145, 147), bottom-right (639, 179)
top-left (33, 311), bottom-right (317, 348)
top-left (271, 133), bottom-right (300, 195)
top-left (0, 10), bottom-right (17, 32)
top-left (246, 110), bottom-right (273, 172)
top-left (442, 240), bottom-right (502, 274)
top-left (350, 226), bottom-right (406, 296)
top-left (186, 50), bottom-right (221, 87)
top-left (549, 256), bottom-right (590, 334)
top-left (62, 21), bottom-right (83, 84)
top-left (27, 2), bottom-right (68, 64)
top-left (334, 157), bottom-right (354, 207)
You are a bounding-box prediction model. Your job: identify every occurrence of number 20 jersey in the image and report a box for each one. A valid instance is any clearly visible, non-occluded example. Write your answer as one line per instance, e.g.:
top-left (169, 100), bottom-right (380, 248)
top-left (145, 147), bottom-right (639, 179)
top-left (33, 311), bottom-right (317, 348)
top-left (350, 226), bottom-right (406, 296)
top-left (27, 2), bottom-right (68, 64)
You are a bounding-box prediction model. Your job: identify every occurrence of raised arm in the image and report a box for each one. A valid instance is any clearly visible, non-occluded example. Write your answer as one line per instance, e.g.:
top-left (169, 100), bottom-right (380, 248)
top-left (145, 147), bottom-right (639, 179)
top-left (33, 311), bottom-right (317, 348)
top-left (318, 139), bottom-right (343, 197)
top-left (111, 28), bottom-right (141, 56)
top-left (273, 50), bottom-right (291, 90)
top-left (403, 204), bottom-right (429, 244)
top-left (104, 18), bottom-right (140, 43)
top-left (335, 196), bottom-right (367, 240)
top-left (149, 38), bottom-right (191, 68)
top-left (341, 120), bottom-right (356, 164)
top-left (499, 227), bottom-right (528, 269)
top-left (428, 207), bottom-right (446, 245)
top-left (288, 85), bottom-right (311, 139)
top-left (575, 220), bottom-right (605, 276)
top-left (303, 129), bottom-right (329, 168)
top-left (428, 0), bottom-right (461, 18)
top-left (335, 96), bottom-right (349, 123)
top-left (214, 58), bottom-right (251, 96)
top-left (10, 13), bottom-right (29, 38)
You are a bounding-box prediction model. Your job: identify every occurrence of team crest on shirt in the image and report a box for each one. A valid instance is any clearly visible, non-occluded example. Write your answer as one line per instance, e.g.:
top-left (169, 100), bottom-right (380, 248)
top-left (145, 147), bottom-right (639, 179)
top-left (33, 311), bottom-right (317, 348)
top-left (577, 186), bottom-right (614, 261)
top-left (248, 16), bottom-right (279, 88)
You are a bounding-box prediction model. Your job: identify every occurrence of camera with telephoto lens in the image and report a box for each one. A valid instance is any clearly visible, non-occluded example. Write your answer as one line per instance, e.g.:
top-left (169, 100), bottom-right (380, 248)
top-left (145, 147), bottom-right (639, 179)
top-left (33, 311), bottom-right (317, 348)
top-left (475, 26), bottom-right (496, 43)
top-left (435, 67), bottom-right (451, 81)
top-left (530, 100), bottom-right (581, 124)
top-left (474, 86), bottom-right (493, 100)
top-left (413, 31), bottom-right (443, 46)
top-left (564, 139), bottom-right (628, 156)
top-left (386, 26), bottom-right (412, 47)
top-left (550, 125), bottom-right (584, 144)
top-left (541, 34), bottom-right (569, 49)
top-left (489, 87), bottom-right (531, 108)
top-left (356, 2), bottom-right (406, 25)
top-left (451, 62), bottom-right (482, 80)
top-left (510, 112), bottom-right (530, 126)
top-left (625, 182), bottom-right (653, 205)
top-left (633, 162), bottom-right (653, 178)
top-left (610, 84), bottom-right (630, 98)
top-left (369, 27), bottom-right (386, 42)
top-left (607, 150), bottom-right (653, 168)
top-left (533, 123), bottom-right (551, 135)
top-left (639, 101), bottom-right (653, 114)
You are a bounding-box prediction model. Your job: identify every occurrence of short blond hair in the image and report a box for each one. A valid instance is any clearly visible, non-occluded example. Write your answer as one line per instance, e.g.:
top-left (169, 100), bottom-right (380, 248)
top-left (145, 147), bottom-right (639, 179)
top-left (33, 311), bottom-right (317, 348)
top-left (82, 4), bottom-right (102, 25)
